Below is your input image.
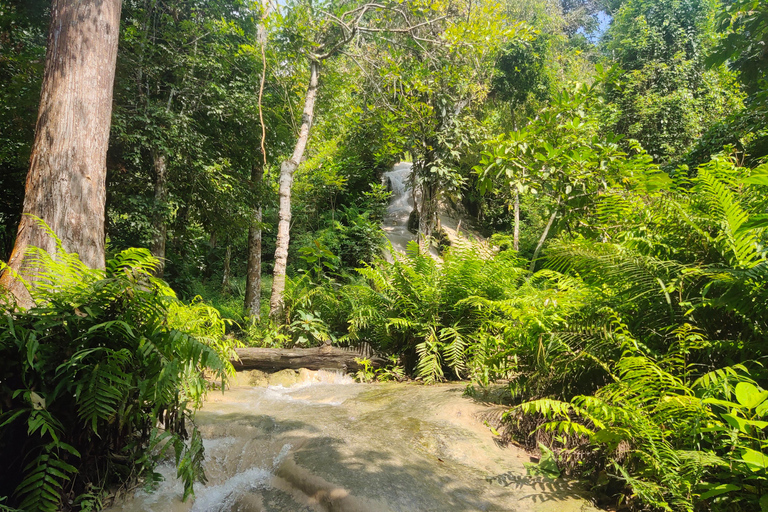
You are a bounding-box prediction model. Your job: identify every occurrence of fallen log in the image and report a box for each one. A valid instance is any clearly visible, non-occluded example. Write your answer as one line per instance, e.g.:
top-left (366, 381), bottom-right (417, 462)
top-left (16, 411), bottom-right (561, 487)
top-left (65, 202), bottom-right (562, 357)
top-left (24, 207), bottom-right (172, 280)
top-left (232, 346), bottom-right (382, 373)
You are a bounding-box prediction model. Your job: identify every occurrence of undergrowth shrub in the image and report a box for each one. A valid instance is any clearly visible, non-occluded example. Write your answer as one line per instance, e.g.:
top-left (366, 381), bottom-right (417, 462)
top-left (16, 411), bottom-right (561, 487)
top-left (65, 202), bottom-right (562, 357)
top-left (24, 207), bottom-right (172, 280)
top-left (517, 333), bottom-right (768, 511)
top-left (510, 156), bottom-right (768, 510)
top-left (345, 242), bottom-right (589, 384)
top-left (0, 228), bottom-right (235, 511)
top-left (238, 273), bottom-right (352, 348)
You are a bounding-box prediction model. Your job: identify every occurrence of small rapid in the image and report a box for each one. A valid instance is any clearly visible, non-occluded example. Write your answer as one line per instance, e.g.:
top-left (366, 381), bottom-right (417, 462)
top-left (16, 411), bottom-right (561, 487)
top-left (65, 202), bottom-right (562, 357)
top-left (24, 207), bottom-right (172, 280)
top-left (107, 370), bottom-right (600, 512)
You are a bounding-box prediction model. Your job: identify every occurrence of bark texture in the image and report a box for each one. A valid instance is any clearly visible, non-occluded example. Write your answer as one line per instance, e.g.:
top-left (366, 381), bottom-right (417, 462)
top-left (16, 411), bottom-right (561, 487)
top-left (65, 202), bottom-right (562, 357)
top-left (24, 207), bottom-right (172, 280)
top-left (269, 59), bottom-right (320, 320)
top-left (513, 191), bottom-right (520, 252)
top-left (233, 346), bottom-right (383, 372)
top-left (0, 0), bottom-right (122, 306)
top-left (150, 150), bottom-right (167, 277)
top-left (221, 243), bottom-right (231, 292)
top-left (244, 163), bottom-right (264, 319)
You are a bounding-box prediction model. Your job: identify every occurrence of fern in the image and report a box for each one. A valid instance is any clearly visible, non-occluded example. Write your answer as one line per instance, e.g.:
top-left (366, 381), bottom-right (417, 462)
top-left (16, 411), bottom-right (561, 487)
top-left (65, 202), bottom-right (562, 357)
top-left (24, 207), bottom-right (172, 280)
top-left (415, 327), bottom-right (444, 384)
top-left (0, 225), bottom-right (233, 508)
top-left (694, 160), bottom-right (760, 268)
top-left (440, 325), bottom-right (469, 378)
top-left (16, 444), bottom-right (78, 512)
top-left (66, 348), bottom-right (132, 433)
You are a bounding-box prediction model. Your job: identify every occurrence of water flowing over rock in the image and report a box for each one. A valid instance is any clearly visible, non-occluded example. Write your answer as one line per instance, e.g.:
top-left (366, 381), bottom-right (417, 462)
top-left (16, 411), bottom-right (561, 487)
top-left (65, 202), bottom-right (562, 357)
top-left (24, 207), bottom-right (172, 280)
top-left (382, 162), bottom-right (418, 257)
top-left (382, 162), bottom-right (486, 259)
top-left (107, 371), bottom-right (600, 512)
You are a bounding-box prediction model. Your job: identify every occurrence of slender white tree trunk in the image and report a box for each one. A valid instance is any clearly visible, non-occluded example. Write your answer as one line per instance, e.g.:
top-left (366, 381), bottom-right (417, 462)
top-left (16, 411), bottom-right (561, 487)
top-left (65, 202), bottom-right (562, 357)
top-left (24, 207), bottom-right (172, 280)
top-left (529, 210), bottom-right (557, 273)
top-left (269, 59), bottom-right (320, 320)
top-left (222, 243), bottom-right (231, 292)
top-left (513, 191), bottom-right (520, 252)
top-left (150, 150), bottom-right (167, 277)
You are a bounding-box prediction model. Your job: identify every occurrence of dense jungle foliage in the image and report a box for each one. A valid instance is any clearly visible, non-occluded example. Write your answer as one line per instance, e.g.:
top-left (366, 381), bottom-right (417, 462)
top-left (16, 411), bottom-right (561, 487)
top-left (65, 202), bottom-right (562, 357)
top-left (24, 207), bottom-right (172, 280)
top-left (2, 0), bottom-right (768, 510)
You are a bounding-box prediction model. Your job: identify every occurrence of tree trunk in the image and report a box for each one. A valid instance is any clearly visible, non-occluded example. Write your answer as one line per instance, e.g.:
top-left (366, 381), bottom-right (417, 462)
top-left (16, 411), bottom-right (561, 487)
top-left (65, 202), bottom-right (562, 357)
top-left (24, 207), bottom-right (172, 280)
top-left (418, 182), bottom-right (436, 253)
top-left (245, 1), bottom-right (268, 320)
top-left (269, 59), bottom-right (321, 320)
top-left (233, 346), bottom-right (383, 372)
top-left (244, 163), bottom-right (264, 320)
top-left (0, 0), bottom-right (122, 306)
top-left (222, 243), bottom-right (231, 293)
top-left (513, 191), bottom-right (520, 252)
top-left (529, 210), bottom-right (557, 274)
top-left (150, 149), bottom-right (167, 277)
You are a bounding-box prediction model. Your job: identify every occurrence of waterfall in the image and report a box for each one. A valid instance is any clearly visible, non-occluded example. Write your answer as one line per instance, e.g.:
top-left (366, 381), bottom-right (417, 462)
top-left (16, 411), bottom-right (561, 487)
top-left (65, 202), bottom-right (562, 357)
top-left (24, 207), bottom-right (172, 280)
top-left (382, 162), bottom-right (417, 256)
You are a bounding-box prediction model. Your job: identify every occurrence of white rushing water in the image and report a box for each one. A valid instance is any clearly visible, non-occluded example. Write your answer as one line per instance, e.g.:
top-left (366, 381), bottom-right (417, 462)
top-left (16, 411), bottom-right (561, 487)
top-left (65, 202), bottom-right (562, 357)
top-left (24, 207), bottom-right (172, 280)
top-left (382, 162), bottom-right (418, 256)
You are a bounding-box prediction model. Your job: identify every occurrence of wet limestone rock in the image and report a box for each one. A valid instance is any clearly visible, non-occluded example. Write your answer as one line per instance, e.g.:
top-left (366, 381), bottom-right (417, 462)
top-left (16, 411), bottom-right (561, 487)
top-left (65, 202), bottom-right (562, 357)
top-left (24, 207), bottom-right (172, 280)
top-left (232, 369), bottom-right (270, 387)
top-left (268, 369), bottom-right (302, 388)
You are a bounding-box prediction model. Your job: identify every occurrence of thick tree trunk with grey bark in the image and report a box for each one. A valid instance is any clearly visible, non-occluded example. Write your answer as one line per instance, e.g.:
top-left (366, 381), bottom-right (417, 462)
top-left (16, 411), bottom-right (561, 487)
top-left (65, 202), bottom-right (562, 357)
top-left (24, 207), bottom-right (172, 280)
top-left (244, 163), bottom-right (264, 319)
top-left (269, 59), bottom-right (320, 320)
top-left (150, 150), bottom-right (168, 277)
top-left (0, 0), bottom-right (122, 307)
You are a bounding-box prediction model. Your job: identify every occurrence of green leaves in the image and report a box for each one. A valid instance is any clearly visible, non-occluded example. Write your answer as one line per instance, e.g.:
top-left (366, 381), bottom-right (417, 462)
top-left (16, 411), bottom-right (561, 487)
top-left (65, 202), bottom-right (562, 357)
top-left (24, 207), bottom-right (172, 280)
top-left (0, 238), bottom-right (234, 509)
top-left (523, 443), bottom-right (561, 479)
top-left (699, 483), bottom-right (740, 500)
top-left (476, 83), bottom-right (640, 253)
top-left (16, 447), bottom-right (77, 512)
top-left (735, 382), bottom-right (768, 410)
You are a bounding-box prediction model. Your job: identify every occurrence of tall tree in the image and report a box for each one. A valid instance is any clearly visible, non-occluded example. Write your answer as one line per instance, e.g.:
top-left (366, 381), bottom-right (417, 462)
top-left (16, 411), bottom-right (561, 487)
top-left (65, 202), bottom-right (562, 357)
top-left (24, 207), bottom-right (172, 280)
top-left (110, 0), bottom-right (267, 288)
top-left (244, 161), bottom-right (264, 318)
top-left (270, 56), bottom-right (320, 320)
top-left (356, 0), bottom-right (523, 252)
top-left (1, 0), bottom-right (122, 306)
top-left (268, 0), bottom-right (444, 319)
top-left (601, 0), bottom-right (742, 162)
top-left (244, 0), bottom-right (271, 320)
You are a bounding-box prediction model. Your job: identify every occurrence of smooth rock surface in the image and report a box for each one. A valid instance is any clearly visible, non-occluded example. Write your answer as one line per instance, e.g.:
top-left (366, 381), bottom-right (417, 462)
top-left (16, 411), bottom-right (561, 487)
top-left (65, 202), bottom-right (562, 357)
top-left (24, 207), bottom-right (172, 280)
top-left (107, 370), bottom-right (601, 512)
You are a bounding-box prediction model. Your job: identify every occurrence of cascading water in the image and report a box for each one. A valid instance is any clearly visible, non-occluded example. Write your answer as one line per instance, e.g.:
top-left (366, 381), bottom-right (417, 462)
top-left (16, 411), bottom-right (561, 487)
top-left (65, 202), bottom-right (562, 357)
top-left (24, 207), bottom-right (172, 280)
top-left (382, 162), bottom-right (417, 256)
top-left (382, 162), bottom-right (486, 258)
top-left (105, 166), bottom-right (590, 511)
top-left (106, 370), bottom-right (600, 512)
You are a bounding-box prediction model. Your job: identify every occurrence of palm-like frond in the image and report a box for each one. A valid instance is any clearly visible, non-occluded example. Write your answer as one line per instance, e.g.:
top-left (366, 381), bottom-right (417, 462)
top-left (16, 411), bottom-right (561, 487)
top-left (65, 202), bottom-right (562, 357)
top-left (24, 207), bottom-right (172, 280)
top-left (1, 224), bottom-right (236, 508)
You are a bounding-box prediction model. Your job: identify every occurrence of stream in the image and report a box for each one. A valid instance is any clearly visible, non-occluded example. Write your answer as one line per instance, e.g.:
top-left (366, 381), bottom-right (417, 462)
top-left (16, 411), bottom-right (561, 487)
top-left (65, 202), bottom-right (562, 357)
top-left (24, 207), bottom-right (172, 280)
top-left (107, 370), bottom-right (600, 512)
top-left (107, 163), bottom-right (599, 511)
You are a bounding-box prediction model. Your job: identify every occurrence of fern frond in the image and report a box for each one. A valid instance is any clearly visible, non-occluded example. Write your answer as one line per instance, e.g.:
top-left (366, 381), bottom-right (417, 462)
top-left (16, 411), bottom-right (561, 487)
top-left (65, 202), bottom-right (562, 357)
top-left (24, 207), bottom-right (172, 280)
top-left (67, 348), bottom-right (131, 433)
top-left (416, 327), bottom-right (444, 384)
top-left (440, 325), bottom-right (469, 378)
top-left (16, 446), bottom-right (77, 512)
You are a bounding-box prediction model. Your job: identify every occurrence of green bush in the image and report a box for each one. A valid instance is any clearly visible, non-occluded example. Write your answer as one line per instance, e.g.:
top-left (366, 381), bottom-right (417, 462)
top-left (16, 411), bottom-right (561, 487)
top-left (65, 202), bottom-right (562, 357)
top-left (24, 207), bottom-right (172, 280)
top-left (0, 232), bottom-right (235, 511)
top-left (344, 242), bottom-right (588, 384)
top-left (510, 156), bottom-right (768, 510)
